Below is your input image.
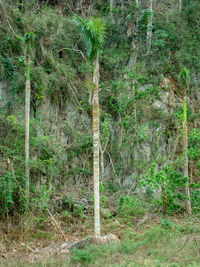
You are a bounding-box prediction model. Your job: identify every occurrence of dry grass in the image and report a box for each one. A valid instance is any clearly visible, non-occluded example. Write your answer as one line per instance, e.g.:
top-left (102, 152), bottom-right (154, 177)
top-left (1, 216), bottom-right (200, 266)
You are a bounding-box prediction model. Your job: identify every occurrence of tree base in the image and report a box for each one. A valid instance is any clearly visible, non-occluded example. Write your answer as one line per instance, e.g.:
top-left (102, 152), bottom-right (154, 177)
top-left (69, 233), bottom-right (119, 250)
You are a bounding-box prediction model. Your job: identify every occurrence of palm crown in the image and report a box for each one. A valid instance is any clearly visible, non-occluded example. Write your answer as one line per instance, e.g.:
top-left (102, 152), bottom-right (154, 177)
top-left (22, 32), bottom-right (35, 57)
top-left (72, 15), bottom-right (105, 62)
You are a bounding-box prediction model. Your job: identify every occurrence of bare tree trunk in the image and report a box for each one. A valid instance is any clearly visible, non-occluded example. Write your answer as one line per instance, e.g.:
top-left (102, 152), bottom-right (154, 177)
top-left (92, 55), bottom-right (100, 237)
top-left (110, 0), bottom-right (115, 23)
top-left (179, 0), bottom-right (182, 12)
top-left (25, 55), bottom-right (31, 198)
top-left (121, 0), bottom-right (124, 9)
top-left (100, 143), bottom-right (104, 182)
top-left (146, 0), bottom-right (153, 54)
top-left (183, 96), bottom-right (192, 215)
top-left (100, 137), bottom-right (109, 182)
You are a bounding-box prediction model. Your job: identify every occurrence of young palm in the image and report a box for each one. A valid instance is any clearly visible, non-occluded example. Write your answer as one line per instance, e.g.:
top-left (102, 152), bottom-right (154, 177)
top-left (22, 32), bottom-right (35, 198)
top-left (72, 15), bottom-right (105, 237)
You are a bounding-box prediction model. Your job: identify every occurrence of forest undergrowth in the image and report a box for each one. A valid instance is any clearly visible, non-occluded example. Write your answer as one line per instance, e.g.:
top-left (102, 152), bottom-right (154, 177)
top-left (1, 215), bottom-right (200, 266)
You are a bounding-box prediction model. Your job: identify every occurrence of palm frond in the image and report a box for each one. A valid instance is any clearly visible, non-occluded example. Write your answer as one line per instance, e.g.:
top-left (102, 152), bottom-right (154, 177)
top-left (22, 32), bottom-right (35, 46)
top-left (179, 66), bottom-right (190, 88)
top-left (72, 15), bottom-right (105, 61)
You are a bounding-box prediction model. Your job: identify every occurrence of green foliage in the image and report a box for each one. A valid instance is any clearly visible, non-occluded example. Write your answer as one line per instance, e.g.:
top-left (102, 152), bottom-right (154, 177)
top-left (141, 164), bottom-right (186, 213)
top-left (160, 218), bottom-right (172, 229)
top-left (73, 204), bottom-right (84, 217)
top-left (72, 15), bottom-right (106, 61)
top-left (0, 54), bottom-right (16, 80)
top-left (0, 171), bottom-right (26, 216)
top-left (191, 191), bottom-right (200, 213)
top-left (22, 32), bottom-right (35, 46)
top-left (118, 195), bottom-right (145, 218)
top-left (189, 128), bottom-right (200, 160)
top-left (31, 185), bottom-right (51, 216)
top-left (71, 248), bottom-right (93, 264)
top-left (0, 172), bottom-right (15, 215)
top-left (6, 114), bottom-right (17, 125)
top-left (138, 9), bottom-right (154, 35)
top-left (100, 194), bottom-right (107, 207)
top-left (179, 66), bottom-right (190, 92)
top-left (152, 30), bottom-right (168, 51)
top-left (0, 0), bottom-right (200, 222)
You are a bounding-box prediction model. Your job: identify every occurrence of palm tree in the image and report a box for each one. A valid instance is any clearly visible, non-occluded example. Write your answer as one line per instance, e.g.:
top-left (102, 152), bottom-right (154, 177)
top-left (72, 15), bottom-right (105, 237)
top-left (179, 67), bottom-right (192, 215)
top-left (23, 32), bottom-right (35, 198)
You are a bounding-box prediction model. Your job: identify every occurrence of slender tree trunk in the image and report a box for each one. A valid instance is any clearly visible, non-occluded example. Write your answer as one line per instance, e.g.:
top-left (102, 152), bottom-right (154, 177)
top-left (183, 96), bottom-right (192, 215)
top-left (146, 0), bottom-right (153, 54)
top-left (110, 0), bottom-right (115, 23)
top-left (25, 55), bottom-right (31, 198)
top-left (121, 0), bottom-right (124, 9)
top-left (100, 143), bottom-right (104, 182)
top-left (179, 0), bottom-right (182, 12)
top-left (58, 3), bottom-right (63, 15)
top-left (92, 55), bottom-right (100, 237)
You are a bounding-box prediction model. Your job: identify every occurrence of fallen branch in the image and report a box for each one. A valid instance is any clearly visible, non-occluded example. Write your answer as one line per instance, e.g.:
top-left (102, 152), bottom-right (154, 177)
top-left (177, 235), bottom-right (190, 252)
top-left (46, 208), bottom-right (68, 242)
top-left (21, 243), bottom-right (35, 253)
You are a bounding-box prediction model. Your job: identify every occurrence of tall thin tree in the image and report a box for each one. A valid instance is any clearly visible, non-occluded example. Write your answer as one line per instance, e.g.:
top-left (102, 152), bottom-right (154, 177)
top-left (179, 0), bottom-right (182, 12)
top-left (146, 0), bottom-right (153, 54)
top-left (179, 67), bottom-right (192, 215)
top-left (136, 0), bottom-right (140, 6)
top-left (110, 0), bottom-right (115, 23)
top-left (23, 32), bottom-right (35, 198)
top-left (72, 15), bottom-right (105, 237)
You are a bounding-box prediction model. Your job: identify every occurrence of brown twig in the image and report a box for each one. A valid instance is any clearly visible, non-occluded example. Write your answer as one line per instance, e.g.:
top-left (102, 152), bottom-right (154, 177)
top-left (21, 243), bottom-right (36, 253)
top-left (46, 208), bottom-right (68, 242)
top-left (177, 235), bottom-right (190, 252)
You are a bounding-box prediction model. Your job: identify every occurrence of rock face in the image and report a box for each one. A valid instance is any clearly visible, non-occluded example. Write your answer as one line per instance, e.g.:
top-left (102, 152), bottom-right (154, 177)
top-left (1, 72), bottom-right (200, 197)
top-left (0, 82), bottom-right (8, 108)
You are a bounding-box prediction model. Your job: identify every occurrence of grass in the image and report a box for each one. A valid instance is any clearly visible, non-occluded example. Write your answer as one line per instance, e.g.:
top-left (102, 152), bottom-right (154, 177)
top-left (2, 218), bottom-right (200, 267)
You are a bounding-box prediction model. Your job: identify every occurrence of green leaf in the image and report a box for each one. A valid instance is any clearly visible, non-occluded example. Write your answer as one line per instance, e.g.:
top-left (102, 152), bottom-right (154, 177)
top-left (72, 15), bottom-right (106, 61)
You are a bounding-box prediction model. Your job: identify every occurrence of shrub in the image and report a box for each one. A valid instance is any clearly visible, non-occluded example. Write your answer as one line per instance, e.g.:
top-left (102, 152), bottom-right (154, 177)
top-left (118, 195), bottom-right (145, 218)
top-left (71, 248), bottom-right (93, 264)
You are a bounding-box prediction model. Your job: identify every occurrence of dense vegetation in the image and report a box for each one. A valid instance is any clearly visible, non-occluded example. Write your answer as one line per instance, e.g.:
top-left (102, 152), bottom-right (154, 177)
top-left (0, 1), bottom-right (200, 261)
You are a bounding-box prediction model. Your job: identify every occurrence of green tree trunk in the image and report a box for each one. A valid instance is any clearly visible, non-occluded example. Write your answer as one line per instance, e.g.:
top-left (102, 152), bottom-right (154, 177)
top-left (183, 96), bottom-right (192, 215)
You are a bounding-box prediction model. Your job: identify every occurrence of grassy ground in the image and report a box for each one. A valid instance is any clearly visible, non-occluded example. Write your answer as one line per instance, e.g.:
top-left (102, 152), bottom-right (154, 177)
top-left (2, 217), bottom-right (200, 266)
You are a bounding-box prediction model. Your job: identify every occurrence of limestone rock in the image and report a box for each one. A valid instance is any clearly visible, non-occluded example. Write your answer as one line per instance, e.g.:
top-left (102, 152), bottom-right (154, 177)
top-left (94, 233), bottom-right (120, 245)
top-left (69, 233), bottom-right (119, 250)
top-left (101, 208), bottom-right (113, 218)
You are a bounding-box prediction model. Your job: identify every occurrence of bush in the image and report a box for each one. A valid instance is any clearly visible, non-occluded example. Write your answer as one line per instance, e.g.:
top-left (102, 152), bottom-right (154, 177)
top-left (0, 171), bottom-right (26, 216)
top-left (118, 195), bottom-right (145, 218)
top-left (70, 248), bottom-right (93, 264)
